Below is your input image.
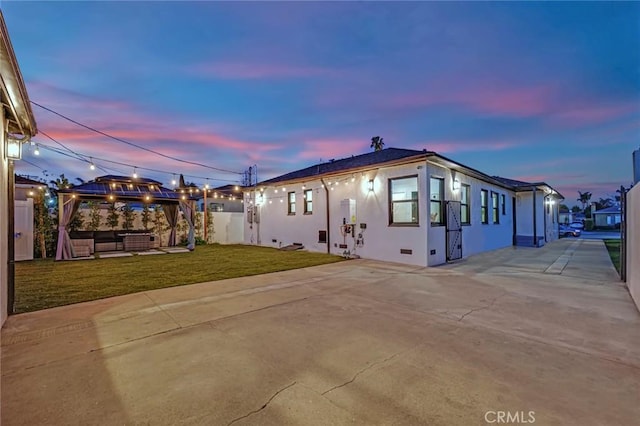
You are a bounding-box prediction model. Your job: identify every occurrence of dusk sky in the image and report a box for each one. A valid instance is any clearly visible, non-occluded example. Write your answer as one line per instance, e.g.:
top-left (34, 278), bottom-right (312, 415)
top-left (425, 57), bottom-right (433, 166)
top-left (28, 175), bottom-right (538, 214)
top-left (3, 1), bottom-right (639, 204)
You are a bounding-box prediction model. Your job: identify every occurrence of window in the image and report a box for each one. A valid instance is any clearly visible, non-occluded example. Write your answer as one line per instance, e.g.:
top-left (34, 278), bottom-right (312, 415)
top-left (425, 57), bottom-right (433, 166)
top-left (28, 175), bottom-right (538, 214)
top-left (492, 192), bottom-right (499, 224)
top-left (288, 191), bottom-right (296, 215)
top-left (461, 184), bottom-right (470, 225)
top-left (481, 190), bottom-right (488, 224)
top-left (430, 177), bottom-right (444, 225)
top-left (389, 176), bottom-right (419, 225)
top-left (501, 194), bottom-right (506, 215)
top-left (304, 189), bottom-right (313, 214)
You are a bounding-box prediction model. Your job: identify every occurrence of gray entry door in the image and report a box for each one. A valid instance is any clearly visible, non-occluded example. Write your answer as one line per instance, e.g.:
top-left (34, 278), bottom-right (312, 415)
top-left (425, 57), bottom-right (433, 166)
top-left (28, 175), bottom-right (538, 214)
top-left (446, 201), bottom-right (462, 261)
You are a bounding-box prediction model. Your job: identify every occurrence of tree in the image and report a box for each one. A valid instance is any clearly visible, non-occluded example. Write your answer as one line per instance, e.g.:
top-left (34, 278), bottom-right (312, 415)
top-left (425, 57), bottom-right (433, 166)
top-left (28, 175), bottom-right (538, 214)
top-left (106, 203), bottom-right (120, 230)
top-left (122, 204), bottom-right (135, 230)
top-left (559, 204), bottom-right (569, 213)
top-left (87, 201), bottom-right (101, 231)
top-left (49, 174), bottom-right (72, 191)
top-left (576, 191), bottom-right (592, 212)
top-left (571, 205), bottom-right (582, 213)
top-left (152, 205), bottom-right (166, 246)
top-left (206, 209), bottom-right (214, 244)
top-left (141, 203), bottom-right (152, 230)
top-left (596, 197), bottom-right (613, 210)
top-left (370, 136), bottom-right (385, 152)
top-left (33, 191), bottom-right (56, 258)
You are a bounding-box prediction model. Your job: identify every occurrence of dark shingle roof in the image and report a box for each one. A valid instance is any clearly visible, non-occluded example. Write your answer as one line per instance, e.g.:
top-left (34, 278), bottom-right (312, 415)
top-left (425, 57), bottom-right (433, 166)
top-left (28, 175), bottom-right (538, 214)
top-left (15, 175), bottom-right (45, 186)
top-left (261, 148), bottom-right (430, 185)
top-left (95, 175), bottom-right (162, 185)
top-left (492, 176), bottom-right (539, 187)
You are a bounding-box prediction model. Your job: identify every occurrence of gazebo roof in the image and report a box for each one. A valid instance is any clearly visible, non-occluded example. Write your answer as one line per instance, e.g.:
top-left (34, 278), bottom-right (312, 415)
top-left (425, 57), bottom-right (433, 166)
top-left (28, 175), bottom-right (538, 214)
top-left (58, 175), bottom-right (197, 204)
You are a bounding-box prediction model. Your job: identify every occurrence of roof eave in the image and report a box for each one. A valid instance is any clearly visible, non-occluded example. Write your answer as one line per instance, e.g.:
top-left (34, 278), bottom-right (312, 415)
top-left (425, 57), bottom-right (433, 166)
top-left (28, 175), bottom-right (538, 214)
top-left (0, 11), bottom-right (37, 137)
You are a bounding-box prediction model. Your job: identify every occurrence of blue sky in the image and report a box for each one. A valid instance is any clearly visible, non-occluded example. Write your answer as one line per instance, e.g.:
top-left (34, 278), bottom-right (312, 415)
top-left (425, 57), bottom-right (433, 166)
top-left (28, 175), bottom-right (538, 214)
top-left (3, 1), bottom-right (639, 203)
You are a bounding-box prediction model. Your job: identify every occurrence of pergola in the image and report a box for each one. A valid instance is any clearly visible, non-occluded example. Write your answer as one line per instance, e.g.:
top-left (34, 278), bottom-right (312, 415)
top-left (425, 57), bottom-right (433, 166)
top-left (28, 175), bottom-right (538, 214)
top-left (55, 175), bottom-right (197, 260)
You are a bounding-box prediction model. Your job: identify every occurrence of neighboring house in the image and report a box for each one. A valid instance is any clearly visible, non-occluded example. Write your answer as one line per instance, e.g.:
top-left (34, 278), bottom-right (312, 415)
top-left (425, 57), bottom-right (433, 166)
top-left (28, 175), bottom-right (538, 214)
top-left (14, 175), bottom-right (47, 262)
top-left (593, 205), bottom-right (622, 228)
top-left (1, 11), bottom-right (38, 325)
top-left (244, 148), bottom-right (563, 267)
top-left (197, 184), bottom-right (244, 213)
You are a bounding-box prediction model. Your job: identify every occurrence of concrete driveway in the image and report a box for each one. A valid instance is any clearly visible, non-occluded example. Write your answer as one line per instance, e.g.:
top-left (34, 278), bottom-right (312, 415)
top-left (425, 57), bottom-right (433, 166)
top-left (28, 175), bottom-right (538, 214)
top-left (2, 239), bottom-right (639, 425)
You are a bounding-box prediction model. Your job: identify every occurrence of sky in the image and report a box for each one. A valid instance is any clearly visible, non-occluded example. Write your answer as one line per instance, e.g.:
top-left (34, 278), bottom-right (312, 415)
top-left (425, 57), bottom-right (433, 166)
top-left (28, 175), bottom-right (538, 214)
top-left (3, 1), bottom-right (639, 205)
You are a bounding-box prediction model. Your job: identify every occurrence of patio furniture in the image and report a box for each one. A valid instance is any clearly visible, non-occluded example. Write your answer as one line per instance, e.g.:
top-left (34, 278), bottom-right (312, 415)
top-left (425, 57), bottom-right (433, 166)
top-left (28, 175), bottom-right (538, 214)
top-left (120, 233), bottom-right (152, 251)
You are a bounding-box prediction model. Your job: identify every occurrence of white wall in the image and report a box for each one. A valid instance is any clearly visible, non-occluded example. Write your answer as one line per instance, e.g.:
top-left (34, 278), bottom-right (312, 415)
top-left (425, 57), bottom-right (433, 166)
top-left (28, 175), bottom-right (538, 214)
top-left (1, 107), bottom-right (8, 325)
top-left (426, 163), bottom-right (515, 266)
top-left (14, 199), bottom-right (33, 261)
top-left (515, 191), bottom-right (556, 245)
top-left (205, 212), bottom-right (244, 244)
top-left (626, 184), bottom-right (640, 311)
top-left (245, 161), bottom-right (430, 266)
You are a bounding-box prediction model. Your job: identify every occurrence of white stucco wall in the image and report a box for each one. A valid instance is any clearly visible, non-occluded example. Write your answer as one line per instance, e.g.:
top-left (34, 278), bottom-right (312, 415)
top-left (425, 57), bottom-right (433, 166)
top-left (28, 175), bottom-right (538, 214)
top-left (626, 184), bottom-right (640, 311)
top-left (426, 163), bottom-right (515, 266)
top-left (206, 212), bottom-right (244, 244)
top-left (245, 161), bottom-right (430, 266)
top-left (515, 191), bottom-right (557, 245)
top-left (1, 107), bottom-right (8, 325)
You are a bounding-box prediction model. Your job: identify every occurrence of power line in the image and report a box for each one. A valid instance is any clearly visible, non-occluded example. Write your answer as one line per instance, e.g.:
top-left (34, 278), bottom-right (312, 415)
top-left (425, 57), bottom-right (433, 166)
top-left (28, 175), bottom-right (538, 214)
top-left (31, 101), bottom-right (244, 175)
top-left (34, 143), bottom-right (241, 184)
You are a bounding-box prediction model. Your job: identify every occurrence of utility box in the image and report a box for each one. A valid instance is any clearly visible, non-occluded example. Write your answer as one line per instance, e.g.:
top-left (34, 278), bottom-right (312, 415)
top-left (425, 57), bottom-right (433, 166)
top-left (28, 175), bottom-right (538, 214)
top-left (341, 199), bottom-right (357, 224)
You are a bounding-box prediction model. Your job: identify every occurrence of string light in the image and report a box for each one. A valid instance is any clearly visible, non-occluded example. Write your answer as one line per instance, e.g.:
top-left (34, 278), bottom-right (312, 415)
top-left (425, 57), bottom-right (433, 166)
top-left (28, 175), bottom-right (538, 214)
top-left (33, 145), bottom-right (40, 156)
top-left (89, 157), bottom-right (95, 170)
top-left (171, 174), bottom-right (177, 186)
top-left (132, 167), bottom-right (138, 179)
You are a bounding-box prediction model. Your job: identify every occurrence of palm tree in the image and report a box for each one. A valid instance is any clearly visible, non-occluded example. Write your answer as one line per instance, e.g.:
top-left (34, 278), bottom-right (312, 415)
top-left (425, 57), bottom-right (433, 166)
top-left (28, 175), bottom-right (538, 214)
top-left (370, 136), bottom-right (384, 152)
top-left (49, 174), bottom-right (72, 191)
top-left (597, 197), bottom-right (613, 209)
top-left (577, 191), bottom-right (592, 212)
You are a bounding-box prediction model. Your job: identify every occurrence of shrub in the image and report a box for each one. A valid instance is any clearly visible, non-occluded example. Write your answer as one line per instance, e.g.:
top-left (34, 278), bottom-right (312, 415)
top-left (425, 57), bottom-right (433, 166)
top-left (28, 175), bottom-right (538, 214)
top-left (584, 218), bottom-right (594, 231)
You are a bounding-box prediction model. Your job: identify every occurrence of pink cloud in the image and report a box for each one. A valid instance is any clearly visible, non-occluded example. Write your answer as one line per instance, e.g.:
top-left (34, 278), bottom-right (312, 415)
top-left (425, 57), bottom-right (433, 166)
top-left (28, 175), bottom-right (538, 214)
top-left (188, 61), bottom-right (335, 80)
top-left (297, 139), bottom-right (369, 161)
top-left (551, 102), bottom-right (638, 126)
top-left (411, 139), bottom-right (519, 153)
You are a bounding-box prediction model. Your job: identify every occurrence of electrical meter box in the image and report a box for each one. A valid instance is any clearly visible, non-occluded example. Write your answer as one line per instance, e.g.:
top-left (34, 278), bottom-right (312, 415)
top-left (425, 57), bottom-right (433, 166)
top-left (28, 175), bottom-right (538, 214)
top-left (341, 199), bottom-right (357, 224)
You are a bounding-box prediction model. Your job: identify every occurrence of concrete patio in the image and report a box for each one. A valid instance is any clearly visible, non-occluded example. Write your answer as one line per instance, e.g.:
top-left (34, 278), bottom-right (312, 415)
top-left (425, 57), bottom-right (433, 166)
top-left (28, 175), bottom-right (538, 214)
top-left (2, 239), bottom-right (639, 425)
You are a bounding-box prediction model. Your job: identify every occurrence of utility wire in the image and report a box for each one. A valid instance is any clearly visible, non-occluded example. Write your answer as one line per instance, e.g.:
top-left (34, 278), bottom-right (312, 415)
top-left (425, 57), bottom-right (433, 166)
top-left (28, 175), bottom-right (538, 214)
top-left (31, 101), bottom-right (243, 175)
top-left (35, 143), bottom-right (241, 184)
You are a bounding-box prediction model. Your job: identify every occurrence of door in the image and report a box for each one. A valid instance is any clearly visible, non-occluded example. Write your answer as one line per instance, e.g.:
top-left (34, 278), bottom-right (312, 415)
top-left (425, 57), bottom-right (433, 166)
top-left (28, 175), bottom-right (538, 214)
top-left (15, 199), bottom-right (34, 261)
top-left (446, 201), bottom-right (462, 261)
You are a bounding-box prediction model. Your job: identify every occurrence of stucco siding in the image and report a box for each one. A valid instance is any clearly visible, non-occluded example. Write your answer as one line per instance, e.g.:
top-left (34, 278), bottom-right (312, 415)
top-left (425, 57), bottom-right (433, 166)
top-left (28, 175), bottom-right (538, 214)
top-left (1, 107), bottom-right (8, 325)
top-left (626, 184), bottom-right (640, 311)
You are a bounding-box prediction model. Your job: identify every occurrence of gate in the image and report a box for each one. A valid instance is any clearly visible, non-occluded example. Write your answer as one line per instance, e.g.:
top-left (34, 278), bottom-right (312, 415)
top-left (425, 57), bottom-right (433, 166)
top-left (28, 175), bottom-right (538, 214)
top-left (446, 201), bottom-right (462, 261)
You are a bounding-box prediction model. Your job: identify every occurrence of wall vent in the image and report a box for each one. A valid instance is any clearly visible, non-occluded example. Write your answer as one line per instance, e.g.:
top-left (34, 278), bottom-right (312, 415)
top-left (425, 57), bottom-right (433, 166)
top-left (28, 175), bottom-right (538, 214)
top-left (400, 249), bottom-right (413, 255)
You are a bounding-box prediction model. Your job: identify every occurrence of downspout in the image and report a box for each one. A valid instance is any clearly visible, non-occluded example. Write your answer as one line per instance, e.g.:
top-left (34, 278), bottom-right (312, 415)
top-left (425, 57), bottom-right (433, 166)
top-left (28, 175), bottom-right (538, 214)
top-left (321, 178), bottom-right (330, 254)
top-left (532, 189), bottom-right (537, 247)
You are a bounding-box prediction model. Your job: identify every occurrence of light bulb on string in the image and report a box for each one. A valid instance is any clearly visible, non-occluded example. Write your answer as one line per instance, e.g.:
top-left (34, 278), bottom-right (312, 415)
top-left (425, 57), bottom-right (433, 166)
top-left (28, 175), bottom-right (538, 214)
top-left (132, 167), bottom-right (138, 179)
top-left (171, 174), bottom-right (177, 186)
top-left (34, 145), bottom-right (40, 156)
top-left (89, 157), bottom-right (95, 170)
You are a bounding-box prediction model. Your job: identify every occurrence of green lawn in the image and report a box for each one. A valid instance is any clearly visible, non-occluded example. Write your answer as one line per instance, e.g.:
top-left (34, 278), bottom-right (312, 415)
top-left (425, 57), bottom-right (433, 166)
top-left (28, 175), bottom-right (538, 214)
top-left (15, 245), bottom-right (344, 313)
top-left (604, 239), bottom-right (621, 274)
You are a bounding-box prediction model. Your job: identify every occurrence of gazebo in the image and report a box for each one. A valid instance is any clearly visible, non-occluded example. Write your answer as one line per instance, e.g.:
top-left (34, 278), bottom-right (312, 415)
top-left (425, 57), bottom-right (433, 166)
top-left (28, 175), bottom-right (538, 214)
top-left (55, 175), bottom-right (197, 260)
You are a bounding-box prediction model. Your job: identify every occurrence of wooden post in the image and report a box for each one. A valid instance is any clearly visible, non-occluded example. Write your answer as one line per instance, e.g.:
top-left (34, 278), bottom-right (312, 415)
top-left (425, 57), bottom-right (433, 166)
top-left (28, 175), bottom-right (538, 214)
top-left (203, 189), bottom-right (207, 243)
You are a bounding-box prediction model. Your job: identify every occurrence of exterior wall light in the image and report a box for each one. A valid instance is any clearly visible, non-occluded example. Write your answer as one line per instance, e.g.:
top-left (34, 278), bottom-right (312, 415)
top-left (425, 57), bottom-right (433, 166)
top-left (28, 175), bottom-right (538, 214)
top-left (368, 179), bottom-right (374, 192)
top-left (6, 137), bottom-right (22, 160)
top-left (453, 179), bottom-right (461, 191)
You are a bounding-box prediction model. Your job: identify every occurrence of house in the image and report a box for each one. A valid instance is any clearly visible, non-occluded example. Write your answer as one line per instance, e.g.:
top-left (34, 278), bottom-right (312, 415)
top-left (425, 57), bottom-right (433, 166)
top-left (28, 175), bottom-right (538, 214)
top-left (593, 205), bottom-right (622, 229)
top-left (197, 184), bottom-right (244, 213)
top-left (244, 148), bottom-right (563, 267)
top-left (1, 11), bottom-right (38, 325)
